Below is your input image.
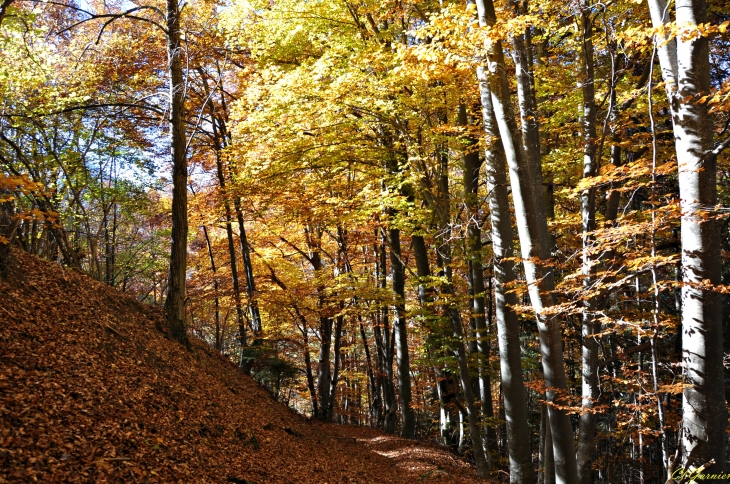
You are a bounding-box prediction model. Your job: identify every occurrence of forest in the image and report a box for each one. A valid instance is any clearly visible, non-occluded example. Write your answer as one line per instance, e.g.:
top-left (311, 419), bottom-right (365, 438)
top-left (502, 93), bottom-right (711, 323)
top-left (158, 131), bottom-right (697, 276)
top-left (0, 0), bottom-right (729, 481)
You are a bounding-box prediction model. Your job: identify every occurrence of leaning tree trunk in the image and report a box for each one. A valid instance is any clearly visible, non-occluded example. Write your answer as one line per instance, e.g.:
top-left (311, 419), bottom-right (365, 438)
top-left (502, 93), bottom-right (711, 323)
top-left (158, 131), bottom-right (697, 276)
top-left (474, 0), bottom-right (578, 481)
top-left (233, 197), bottom-right (262, 342)
top-left (164, 0), bottom-right (189, 346)
top-left (477, 68), bottom-right (534, 483)
top-left (202, 226), bottom-right (222, 352)
top-left (197, 70), bottom-right (248, 344)
top-left (648, 0), bottom-right (727, 472)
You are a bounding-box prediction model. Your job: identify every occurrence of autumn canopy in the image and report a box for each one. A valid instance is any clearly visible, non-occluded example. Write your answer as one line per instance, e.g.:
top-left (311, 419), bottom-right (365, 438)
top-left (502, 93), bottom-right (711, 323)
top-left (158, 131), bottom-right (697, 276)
top-left (1, 0), bottom-right (729, 481)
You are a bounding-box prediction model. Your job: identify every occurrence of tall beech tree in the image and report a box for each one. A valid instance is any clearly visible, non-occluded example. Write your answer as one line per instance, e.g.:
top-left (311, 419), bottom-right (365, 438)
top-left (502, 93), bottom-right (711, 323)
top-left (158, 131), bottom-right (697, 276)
top-left (474, 0), bottom-right (579, 481)
top-left (5, 0), bottom-right (730, 481)
top-left (164, 0), bottom-right (189, 345)
top-left (478, 70), bottom-right (534, 483)
top-left (576, 1), bottom-right (600, 481)
top-left (648, 0), bottom-right (728, 473)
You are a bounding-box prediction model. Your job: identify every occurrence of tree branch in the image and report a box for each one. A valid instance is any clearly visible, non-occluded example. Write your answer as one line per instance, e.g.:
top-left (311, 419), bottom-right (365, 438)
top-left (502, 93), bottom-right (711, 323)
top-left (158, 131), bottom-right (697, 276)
top-left (56, 5), bottom-right (168, 38)
top-left (0, 0), bottom-right (14, 27)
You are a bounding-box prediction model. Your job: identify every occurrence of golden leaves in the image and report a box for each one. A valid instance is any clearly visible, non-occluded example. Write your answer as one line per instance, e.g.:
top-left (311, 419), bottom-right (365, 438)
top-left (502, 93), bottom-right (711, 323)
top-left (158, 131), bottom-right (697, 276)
top-left (617, 20), bottom-right (730, 49)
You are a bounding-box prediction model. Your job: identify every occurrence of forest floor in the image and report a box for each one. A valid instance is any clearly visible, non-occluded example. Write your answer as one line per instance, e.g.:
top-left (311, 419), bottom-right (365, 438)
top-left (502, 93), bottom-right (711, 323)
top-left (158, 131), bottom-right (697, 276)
top-left (0, 249), bottom-right (487, 483)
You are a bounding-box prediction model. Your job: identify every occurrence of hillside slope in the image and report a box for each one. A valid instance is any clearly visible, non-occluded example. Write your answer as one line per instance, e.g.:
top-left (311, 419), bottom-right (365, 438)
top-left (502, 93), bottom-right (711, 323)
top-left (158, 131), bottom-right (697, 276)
top-left (0, 250), bottom-right (484, 483)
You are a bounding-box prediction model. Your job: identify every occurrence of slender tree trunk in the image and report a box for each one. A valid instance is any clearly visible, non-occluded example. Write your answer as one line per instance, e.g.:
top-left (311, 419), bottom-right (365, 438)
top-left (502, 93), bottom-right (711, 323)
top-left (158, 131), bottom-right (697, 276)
top-left (233, 198), bottom-right (262, 342)
top-left (328, 313), bottom-right (345, 422)
top-left (215, 144), bottom-right (261, 346)
top-left (359, 317), bottom-right (379, 426)
top-left (474, 0), bottom-right (578, 481)
top-left (648, 0), bottom-right (727, 472)
top-left (218, 169), bottom-right (247, 345)
top-left (378, 229), bottom-right (398, 433)
top-left (293, 308), bottom-right (318, 417)
top-left (306, 228), bottom-right (333, 420)
top-left (387, 223), bottom-right (415, 438)
top-left (435, 152), bottom-right (489, 477)
top-left (372, 311), bottom-right (387, 428)
top-left (576, 3), bottom-right (600, 482)
top-left (164, 0), bottom-right (189, 346)
top-left (316, 310), bottom-right (333, 420)
top-left (198, 70), bottom-right (247, 341)
top-left (458, 104), bottom-right (497, 460)
top-left (202, 225), bottom-right (222, 352)
top-left (477, 68), bottom-right (534, 483)
top-left (110, 201), bottom-right (117, 284)
top-left (441, 282), bottom-right (490, 477)
top-left (412, 234), bottom-right (460, 446)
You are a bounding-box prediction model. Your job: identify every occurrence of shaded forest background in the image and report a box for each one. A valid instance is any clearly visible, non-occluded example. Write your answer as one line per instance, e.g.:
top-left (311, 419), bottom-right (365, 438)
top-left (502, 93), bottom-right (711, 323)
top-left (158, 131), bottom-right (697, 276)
top-left (1, 0), bottom-right (729, 481)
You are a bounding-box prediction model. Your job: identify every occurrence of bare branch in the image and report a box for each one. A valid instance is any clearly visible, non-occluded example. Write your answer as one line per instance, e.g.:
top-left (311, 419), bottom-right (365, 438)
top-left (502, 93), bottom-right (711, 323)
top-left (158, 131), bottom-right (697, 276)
top-left (55, 5), bottom-right (168, 38)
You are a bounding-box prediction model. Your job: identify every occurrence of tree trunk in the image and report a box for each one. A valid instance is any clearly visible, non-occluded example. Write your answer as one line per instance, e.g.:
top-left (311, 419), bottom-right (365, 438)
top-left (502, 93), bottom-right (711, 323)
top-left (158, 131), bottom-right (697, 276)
top-left (233, 197), bottom-right (262, 342)
top-left (540, 403), bottom-right (556, 484)
top-left (198, 69), bottom-right (248, 344)
top-left (474, 0), bottom-right (578, 481)
top-left (316, 311), bottom-right (333, 420)
top-left (376, 233), bottom-right (397, 432)
top-left (164, 0), bottom-right (189, 346)
top-left (387, 224), bottom-right (415, 438)
top-left (202, 225), bottom-right (222, 352)
top-left (477, 68), bottom-right (534, 483)
top-left (298, 309), bottom-right (319, 417)
top-left (327, 312), bottom-right (345, 422)
top-left (458, 104), bottom-right (498, 460)
top-left (435, 152), bottom-right (489, 477)
top-left (359, 317), bottom-right (379, 426)
top-left (648, 0), bottom-right (726, 472)
top-left (576, 3), bottom-right (600, 482)
top-left (413, 233), bottom-right (460, 446)
top-left (306, 227), bottom-right (333, 420)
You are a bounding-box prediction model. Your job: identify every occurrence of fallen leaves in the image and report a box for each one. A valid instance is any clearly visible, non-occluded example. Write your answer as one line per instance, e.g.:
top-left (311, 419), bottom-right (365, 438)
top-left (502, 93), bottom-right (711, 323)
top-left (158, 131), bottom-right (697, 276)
top-left (0, 249), bottom-right (486, 483)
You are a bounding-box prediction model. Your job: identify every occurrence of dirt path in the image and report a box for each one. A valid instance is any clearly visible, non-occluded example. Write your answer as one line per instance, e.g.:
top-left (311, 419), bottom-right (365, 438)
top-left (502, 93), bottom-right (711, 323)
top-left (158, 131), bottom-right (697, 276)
top-left (317, 424), bottom-right (488, 483)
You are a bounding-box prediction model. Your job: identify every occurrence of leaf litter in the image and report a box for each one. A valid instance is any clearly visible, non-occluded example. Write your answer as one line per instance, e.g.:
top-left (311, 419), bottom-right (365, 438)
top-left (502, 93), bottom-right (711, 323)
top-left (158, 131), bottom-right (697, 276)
top-left (0, 249), bottom-right (487, 483)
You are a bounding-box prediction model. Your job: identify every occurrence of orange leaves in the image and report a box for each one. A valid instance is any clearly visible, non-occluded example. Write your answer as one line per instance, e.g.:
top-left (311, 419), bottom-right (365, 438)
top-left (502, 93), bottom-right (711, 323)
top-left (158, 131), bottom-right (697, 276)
top-left (0, 174), bottom-right (42, 195)
top-left (573, 159), bottom-right (678, 194)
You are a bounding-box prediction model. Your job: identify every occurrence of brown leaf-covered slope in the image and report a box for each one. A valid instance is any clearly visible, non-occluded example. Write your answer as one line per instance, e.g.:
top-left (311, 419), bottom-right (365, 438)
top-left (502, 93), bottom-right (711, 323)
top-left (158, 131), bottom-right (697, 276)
top-left (0, 250), bottom-right (486, 483)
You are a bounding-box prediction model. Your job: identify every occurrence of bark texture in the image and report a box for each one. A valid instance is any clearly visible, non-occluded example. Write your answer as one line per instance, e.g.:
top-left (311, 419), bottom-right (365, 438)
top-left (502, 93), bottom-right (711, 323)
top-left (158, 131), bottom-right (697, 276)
top-left (576, 3), bottom-right (600, 482)
top-left (164, 0), bottom-right (189, 346)
top-left (435, 151), bottom-right (489, 476)
top-left (477, 68), bottom-right (534, 483)
top-left (474, 0), bottom-right (578, 481)
top-left (458, 104), bottom-right (497, 458)
top-left (648, 0), bottom-right (727, 471)
top-left (388, 225), bottom-right (415, 438)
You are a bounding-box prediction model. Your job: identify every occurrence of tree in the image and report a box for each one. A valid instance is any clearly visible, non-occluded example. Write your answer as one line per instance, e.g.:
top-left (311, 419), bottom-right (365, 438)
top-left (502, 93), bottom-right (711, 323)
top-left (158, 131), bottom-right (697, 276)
top-left (648, 0), bottom-right (728, 473)
top-left (474, 0), bottom-right (579, 480)
top-left (163, 0), bottom-right (189, 345)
